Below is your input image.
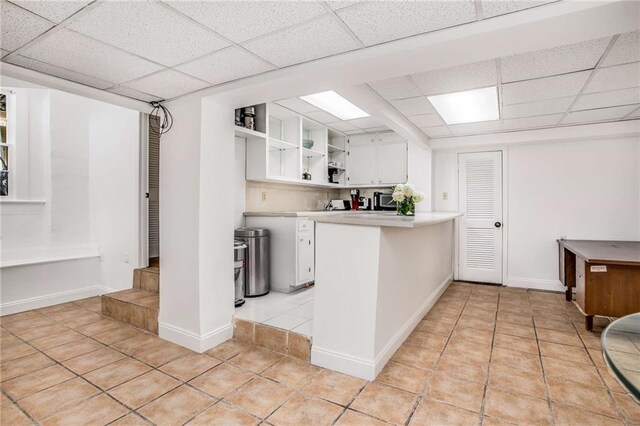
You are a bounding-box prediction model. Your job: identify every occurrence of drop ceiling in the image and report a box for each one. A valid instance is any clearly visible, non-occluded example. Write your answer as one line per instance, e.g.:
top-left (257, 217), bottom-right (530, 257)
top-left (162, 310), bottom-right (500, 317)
top-left (365, 31), bottom-right (640, 139)
top-left (1, 0), bottom-right (561, 103)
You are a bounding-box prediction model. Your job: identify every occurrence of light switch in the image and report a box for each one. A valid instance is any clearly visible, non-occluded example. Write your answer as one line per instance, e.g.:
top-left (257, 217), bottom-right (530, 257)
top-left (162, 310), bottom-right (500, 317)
top-left (262, 192), bottom-right (267, 201)
top-left (442, 192), bottom-right (448, 200)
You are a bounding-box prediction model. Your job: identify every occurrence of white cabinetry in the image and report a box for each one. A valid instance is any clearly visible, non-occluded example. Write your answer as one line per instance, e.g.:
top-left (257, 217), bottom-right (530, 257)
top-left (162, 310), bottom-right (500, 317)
top-left (347, 134), bottom-right (407, 186)
top-left (245, 216), bottom-right (315, 293)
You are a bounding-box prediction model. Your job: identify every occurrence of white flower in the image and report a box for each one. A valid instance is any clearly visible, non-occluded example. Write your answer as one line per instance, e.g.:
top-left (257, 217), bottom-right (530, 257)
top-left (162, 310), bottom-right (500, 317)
top-left (403, 183), bottom-right (416, 197)
top-left (414, 191), bottom-right (425, 203)
top-left (392, 191), bottom-right (405, 202)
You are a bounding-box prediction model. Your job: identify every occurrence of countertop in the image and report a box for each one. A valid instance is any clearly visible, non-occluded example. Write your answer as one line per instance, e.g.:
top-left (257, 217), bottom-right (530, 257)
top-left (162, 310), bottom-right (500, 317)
top-left (244, 211), bottom-right (354, 217)
top-left (558, 239), bottom-right (640, 265)
top-left (314, 211), bottom-right (462, 228)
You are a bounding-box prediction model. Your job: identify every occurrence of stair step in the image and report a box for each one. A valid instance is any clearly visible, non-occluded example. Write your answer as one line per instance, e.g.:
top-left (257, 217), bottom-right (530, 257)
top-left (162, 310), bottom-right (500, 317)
top-left (102, 289), bottom-right (158, 334)
top-left (133, 268), bottom-right (159, 292)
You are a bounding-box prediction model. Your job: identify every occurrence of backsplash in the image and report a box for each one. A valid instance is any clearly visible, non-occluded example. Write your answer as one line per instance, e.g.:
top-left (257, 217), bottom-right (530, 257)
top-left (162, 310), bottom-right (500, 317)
top-left (246, 181), bottom-right (341, 212)
top-left (338, 187), bottom-right (393, 199)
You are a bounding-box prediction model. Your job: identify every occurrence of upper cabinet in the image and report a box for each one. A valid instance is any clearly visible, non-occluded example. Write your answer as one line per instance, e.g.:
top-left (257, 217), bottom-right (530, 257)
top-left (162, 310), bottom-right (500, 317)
top-left (347, 134), bottom-right (407, 186)
top-left (239, 102), bottom-right (407, 188)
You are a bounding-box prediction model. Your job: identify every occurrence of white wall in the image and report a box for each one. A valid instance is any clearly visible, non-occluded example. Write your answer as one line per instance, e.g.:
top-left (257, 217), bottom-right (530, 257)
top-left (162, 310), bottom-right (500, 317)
top-left (89, 101), bottom-right (140, 290)
top-left (0, 80), bottom-right (140, 314)
top-left (158, 96), bottom-right (234, 352)
top-left (432, 134), bottom-right (640, 290)
top-left (407, 140), bottom-right (432, 212)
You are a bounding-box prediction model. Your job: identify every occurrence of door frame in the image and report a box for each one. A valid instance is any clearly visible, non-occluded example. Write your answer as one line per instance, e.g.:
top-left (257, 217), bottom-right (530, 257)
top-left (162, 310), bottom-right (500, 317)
top-left (454, 148), bottom-right (509, 285)
top-left (138, 113), bottom-right (149, 269)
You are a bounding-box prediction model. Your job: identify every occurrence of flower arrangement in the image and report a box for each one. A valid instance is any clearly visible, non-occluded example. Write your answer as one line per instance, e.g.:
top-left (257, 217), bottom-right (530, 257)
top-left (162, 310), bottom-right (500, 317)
top-left (391, 183), bottom-right (425, 216)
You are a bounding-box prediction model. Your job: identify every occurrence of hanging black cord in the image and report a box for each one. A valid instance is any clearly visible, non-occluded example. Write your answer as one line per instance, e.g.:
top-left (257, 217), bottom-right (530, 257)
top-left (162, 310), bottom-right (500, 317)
top-left (149, 101), bottom-right (173, 135)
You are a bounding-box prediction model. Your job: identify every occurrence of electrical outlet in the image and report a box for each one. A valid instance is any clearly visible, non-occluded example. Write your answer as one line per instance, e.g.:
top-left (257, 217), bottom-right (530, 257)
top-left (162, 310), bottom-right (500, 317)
top-left (124, 252), bottom-right (130, 263)
top-left (262, 192), bottom-right (267, 201)
top-left (442, 192), bottom-right (448, 201)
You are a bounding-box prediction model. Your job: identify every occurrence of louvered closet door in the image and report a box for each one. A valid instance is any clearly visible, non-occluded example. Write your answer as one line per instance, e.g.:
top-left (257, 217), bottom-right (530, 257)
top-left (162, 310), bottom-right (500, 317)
top-left (458, 151), bottom-right (503, 284)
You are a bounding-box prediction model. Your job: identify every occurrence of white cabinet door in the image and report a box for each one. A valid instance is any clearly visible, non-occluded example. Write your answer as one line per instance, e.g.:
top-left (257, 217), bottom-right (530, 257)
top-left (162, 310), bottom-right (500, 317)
top-left (376, 141), bottom-right (407, 185)
top-left (348, 141), bottom-right (377, 185)
top-left (297, 229), bottom-right (314, 284)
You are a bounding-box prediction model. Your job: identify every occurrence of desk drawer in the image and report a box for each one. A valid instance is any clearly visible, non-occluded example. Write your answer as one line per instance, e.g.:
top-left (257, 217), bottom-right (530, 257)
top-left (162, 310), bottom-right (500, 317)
top-left (576, 257), bottom-right (585, 275)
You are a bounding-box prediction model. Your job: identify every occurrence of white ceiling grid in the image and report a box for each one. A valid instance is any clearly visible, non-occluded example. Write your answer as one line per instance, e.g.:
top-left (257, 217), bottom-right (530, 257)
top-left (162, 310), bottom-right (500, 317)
top-left (365, 31), bottom-right (639, 138)
top-left (1, 0), bottom-right (562, 102)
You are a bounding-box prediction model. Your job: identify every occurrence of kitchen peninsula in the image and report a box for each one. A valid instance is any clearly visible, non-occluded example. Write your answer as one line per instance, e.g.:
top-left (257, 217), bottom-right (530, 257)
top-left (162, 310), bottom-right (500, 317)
top-left (311, 212), bottom-right (461, 380)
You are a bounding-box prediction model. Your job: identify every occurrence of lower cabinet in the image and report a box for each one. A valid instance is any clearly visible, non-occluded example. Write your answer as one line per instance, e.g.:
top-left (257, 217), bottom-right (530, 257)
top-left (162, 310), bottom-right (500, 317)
top-left (245, 216), bottom-right (315, 293)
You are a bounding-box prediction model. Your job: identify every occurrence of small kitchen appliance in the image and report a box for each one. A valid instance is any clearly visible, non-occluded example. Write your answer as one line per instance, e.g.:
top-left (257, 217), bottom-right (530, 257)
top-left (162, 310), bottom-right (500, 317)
top-left (350, 189), bottom-right (360, 211)
top-left (373, 192), bottom-right (397, 211)
top-left (358, 197), bottom-right (372, 210)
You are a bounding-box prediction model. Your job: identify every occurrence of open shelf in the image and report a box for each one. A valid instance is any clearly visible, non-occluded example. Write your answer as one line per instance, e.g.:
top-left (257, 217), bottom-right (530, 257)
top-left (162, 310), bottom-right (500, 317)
top-left (269, 138), bottom-right (298, 150)
top-left (327, 144), bottom-right (345, 153)
top-left (302, 147), bottom-right (325, 158)
top-left (235, 126), bottom-right (267, 139)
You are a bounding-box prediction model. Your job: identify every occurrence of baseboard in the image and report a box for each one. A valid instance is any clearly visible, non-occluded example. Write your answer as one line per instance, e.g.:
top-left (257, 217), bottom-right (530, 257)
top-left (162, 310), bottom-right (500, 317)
top-left (311, 273), bottom-right (453, 381)
top-left (159, 321), bottom-right (233, 353)
top-left (506, 276), bottom-right (564, 292)
top-left (373, 273), bottom-right (453, 377)
top-left (0, 285), bottom-right (114, 316)
top-left (311, 346), bottom-right (377, 380)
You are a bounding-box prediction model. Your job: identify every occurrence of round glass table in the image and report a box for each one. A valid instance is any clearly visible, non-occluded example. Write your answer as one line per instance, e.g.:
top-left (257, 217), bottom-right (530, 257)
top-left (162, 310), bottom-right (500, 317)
top-left (602, 313), bottom-right (640, 401)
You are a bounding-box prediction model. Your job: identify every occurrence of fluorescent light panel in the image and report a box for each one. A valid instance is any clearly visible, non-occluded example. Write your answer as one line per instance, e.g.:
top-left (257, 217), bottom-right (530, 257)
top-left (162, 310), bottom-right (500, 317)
top-left (300, 90), bottom-right (369, 120)
top-left (428, 87), bottom-right (500, 125)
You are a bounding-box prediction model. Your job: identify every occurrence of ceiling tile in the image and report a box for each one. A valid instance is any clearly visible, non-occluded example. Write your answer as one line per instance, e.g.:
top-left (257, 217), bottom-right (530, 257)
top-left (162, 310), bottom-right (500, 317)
top-left (165, 0), bottom-right (327, 44)
top-left (275, 98), bottom-right (319, 114)
top-left (502, 70), bottom-right (590, 105)
top-left (627, 107), bottom-right (640, 119)
top-left (389, 97), bottom-right (435, 116)
top-left (176, 46), bottom-right (274, 85)
top-left (562, 105), bottom-right (638, 125)
top-left (501, 37), bottom-right (610, 83)
top-left (1, 49), bottom-right (10, 58)
top-left (481, 0), bottom-right (558, 18)
top-left (19, 29), bottom-right (163, 84)
top-left (501, 96), bottom-right (574, 119)
top-left (344, 129), bottom-right (363, 135)
top-left (368, 76), bottom-right (421, 100)
top-left (326, 1), bottom-right (361, 11)
top-left (336, 0), bottom-right (477, 46)
top-left (502, 114), bottom-right (562, 131)
top-left (601, 31), bottom-right (640, 67)
top-left (421, 126), bottom-right (452, 138)
top-left (9, 0), bottom-right (91, 23)
top-left (106, 85), bottom-right (162, 103)
top-left (363, 126), bottom-right (390, 132)
top-left (584, 62), bottom-right (640, 93)
top-left (409, 114), bottom-right (444, 127)
top-left (5, 54), bottom-right (115, 89)
top-left (573, 87), bottom-right (640, 111)
top-left (123, 69), bottom-right (210, 100)
top-left (305, 110), bottom-right (341, 124)
top-left (449, 120), bottom-right (501, 136)
top-left (411, 60), bottom-right (497, 96)
top-left (243, 15), bottom-right (360, 67)
top-left (326, 121), bottom-right (360, 132)
top-left (346, 117), bottom-right (383, 129)
top-left (68, 0), bottom-right (229, 67)
top-left (1, 1), bottom-right (53, 51)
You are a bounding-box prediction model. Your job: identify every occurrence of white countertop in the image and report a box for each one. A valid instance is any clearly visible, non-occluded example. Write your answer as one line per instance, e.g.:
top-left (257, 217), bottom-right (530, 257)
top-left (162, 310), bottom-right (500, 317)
top-left (314, 211), bottom-right (462, 228)
top-left (244, 210), bottom-right (462, 227)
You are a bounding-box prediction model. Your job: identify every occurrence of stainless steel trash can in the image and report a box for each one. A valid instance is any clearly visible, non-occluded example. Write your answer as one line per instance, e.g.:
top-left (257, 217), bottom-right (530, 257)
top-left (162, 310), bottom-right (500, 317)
top-left (234, 240), bottom-right (247, 307)
top-left (234, 228), bottom-right (270, 297)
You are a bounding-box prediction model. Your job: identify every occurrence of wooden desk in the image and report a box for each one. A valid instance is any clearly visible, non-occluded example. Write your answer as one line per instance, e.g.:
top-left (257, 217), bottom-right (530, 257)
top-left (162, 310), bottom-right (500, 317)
top-left (558, 240), bottom-right (640, 330)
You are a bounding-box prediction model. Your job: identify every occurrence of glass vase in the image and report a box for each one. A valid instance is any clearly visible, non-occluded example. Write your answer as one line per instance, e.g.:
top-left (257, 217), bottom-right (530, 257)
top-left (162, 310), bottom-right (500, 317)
top-left (397, 199), bottom-right (415, 216)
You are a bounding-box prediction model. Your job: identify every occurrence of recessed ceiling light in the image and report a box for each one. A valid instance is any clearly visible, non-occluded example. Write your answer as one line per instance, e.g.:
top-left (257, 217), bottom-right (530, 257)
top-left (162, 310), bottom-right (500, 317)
top-left (427, 87), bottom-right (500, 125)
top-left (300, 90), bottom-right (369, 120)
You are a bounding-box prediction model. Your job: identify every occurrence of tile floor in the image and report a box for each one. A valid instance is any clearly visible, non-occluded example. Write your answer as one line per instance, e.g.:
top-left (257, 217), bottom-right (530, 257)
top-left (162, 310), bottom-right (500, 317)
top-left (235, 288), bottom-right (314, 337)
top-left (2, 283), bottom-right (640, 425)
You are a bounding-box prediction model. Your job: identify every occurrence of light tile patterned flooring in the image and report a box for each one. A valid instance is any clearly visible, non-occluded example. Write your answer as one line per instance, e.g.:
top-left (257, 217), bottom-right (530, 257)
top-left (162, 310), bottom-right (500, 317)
top-left (235, 288), bottom-right (314, 337)
top-left (1, 283), bottom-right (640, 425)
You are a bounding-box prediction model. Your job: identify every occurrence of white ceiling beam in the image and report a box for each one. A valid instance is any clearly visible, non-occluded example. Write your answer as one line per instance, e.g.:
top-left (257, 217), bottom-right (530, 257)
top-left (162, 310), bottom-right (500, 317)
top-left (335, 84), bottom-right (431, 147)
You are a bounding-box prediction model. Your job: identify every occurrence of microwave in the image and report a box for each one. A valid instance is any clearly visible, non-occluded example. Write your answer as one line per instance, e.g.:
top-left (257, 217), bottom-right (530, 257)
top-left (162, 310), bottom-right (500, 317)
top-left (373, 192), bottom-right (396, 211)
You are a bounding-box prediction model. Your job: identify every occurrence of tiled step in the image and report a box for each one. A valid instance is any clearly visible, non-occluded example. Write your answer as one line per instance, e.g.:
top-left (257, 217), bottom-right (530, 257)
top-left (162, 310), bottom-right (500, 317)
top-left (233, 318), bottom-right (312, 361)
top-left (102, 289), bottom-right (159, 334)
top-left (133, 266), bottom-right (159, 292)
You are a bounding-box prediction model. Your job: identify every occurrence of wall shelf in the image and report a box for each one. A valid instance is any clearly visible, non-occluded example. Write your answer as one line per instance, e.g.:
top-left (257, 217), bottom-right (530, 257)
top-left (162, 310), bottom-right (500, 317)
top-left (303, 147), bottom-right (325, 158)
top-left (328, 144), bottom-right (345, 153)
top-left (269, 138), bottom-right (298, 150)
top-left (235, 126), bottom-right (267, 139)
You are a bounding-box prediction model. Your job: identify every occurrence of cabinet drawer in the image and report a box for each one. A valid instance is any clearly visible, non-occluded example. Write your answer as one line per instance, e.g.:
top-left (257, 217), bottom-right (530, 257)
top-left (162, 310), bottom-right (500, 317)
top-left (297, 219), bottom-right (313, 232)
top-left (576, 257), bottom-right (585, 275)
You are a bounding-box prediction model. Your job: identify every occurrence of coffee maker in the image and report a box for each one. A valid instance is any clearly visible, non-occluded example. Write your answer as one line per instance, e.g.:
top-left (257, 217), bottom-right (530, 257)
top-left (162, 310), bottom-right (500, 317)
top-left (350, 189), bottom-right (360, 211)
